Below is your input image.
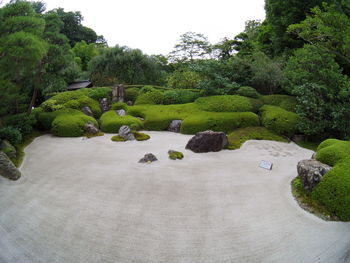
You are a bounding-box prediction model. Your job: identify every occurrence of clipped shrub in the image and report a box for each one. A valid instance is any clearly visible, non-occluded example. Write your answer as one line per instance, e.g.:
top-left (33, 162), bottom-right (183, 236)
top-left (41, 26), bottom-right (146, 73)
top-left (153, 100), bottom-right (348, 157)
top-left (181, 112), bottom-right (260, 134)
top-left (0, 126), bottom-right (22, 145)
top-left (134, 132), bottom-right (150, 141)
top-left (227, 127), bottom-right (288, 150)
top-left (77, 96), bottom-right (102, 118)
top-left (37, 110), bottom-right (65, 130)
top-left (261, 95), bottom-right (297, 112)
top-left (88, 87), bottom-right (112, 101)
top-left (125, 88), bottom-right (140, 102)
top-left (100, 110), bottom-right (143, 133)
top-left (236, 86), bottom-right (261, 99)
top-left (139, 85), bottom-right (157, 94)
top-left (316, 139), bottom-right (350, 166)
top-left (63, 100), bottom-right (80, 109)
top-left (163, 90), bottom-right (200, 105)
top-left (41, 99), bottom-right (63, 112)
top-left (134, 91), bottom-right (164, 105)
top-left (163, 90), bottom-right (180, 105)
top-left (260, 105), bottom-right (299, 137)
top-left (194, 95), bottom-right (256, 113)
top-left (51, 110), bottom-right (98, 137)
top-left (111, 102), bottom-right (128, 110)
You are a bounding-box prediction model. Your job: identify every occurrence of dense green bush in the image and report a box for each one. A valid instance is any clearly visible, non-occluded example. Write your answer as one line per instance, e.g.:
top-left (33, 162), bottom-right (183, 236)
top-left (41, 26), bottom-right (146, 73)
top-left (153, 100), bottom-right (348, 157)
top-left (100, 110), bottom-right (143, 133)
top-left (63, 100), bottom-right (80, 109)
top-left (88, 87), bottom-right (112, 101)
top-left (163, 90), bottom-right (200, 105)
top-left (125, 88), bottom-right (140, 102)
top-left (260, 105), bottom-right (299, 136)
top-left (111, 102), bottom-right (128, 110)
top-left (0, 126), bottom-right (22, 145)
top-left (134, 91), bottom-right (164, 105)
top-left (37, 109), bottom-right (65, 130)
top-left (316, 139), bottom-right (350, 167)
top-left (51, 110), bottom-right (98, 137)
top-left (227, 127), bottom-right (288, 149)
top-left (3, 113), bottom-right (36, 135)
top-left (181, 112), bottom-right (259, 134)
top-left (236, 86), bottom-right (261, 99)
top-left (261, 95), bottom-right (297, 112)
top-left (194, 95), bottom-right (256, 112)
top-left (76, 96), bottom-right (102, 118)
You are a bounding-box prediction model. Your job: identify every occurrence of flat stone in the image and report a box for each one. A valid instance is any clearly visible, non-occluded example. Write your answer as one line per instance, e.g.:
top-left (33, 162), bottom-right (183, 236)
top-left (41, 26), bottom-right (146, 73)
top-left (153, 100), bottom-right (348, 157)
top-left (186, 130), bottom-right (228, 153)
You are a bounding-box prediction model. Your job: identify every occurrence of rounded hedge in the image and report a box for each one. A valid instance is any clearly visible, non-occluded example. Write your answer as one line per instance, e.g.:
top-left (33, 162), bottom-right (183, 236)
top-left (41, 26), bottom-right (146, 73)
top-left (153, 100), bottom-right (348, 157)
top-left (236, 86), bottom-right (261, 99)
top-left (51, 110), bottom-right (98, 137)
top-left (134, 91), bottom-right (164, 105)
top-left (316, 139), bottom-right (350, 166)
top-left (195, 95), bottom-right (255, 112)
top-left (125, 88), bottom-right (140, 102)
top-left (260, 105), bottom-right (299, 137)
top-left (261, 95), bottom-right (297, 112)
top-left (134, 132), bottom-right (150, 141)
top-left (0, 126), bottom-right (22, 145)
top-left (100, 110), bottom-right (143, 133)
top-left (181, 112), bottom-right (260, 134)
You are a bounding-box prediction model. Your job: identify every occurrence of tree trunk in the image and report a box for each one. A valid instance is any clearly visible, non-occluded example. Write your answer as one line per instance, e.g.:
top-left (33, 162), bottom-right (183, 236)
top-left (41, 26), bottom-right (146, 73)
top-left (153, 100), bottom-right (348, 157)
top-left (28, 87), bottom-right (39, 114)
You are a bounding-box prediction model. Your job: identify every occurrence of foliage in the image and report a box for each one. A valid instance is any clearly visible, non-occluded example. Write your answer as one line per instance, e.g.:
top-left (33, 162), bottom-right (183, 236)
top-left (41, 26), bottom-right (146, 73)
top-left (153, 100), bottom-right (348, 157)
top-left (134, 132), bottom-right (150, 141)
top-left (168, 151), bottom-right (184, 160)
top-left (166, 69), bottom-right (201, 89)
top-left (99, 111), bottom-right (143, 133)
top-left (235, 86), bottom-right (260, 99)
top-left (125, 88), bottom-right (140, 102)
top-left (180, 112), bottom-right (260, 134)
top-left (260, 105), bottom-right (299, 137)
top-left (194, 95), bottom-right (258, 113)
top-left (163, 90), bottom-right (200, 105)
top-left (260, 95), bottom-right (297, 112)
top-left (51, 111), bottom-right (98, 137)
top-left (72, 40), bottom-right (98, 71)
top-left (227, 127), bottom-right (287, 150)
top-left (2, 113), bottom-right (37, 135)
top-left (0, 126), bottom-right (22, 145)
top-left (134, 91), bottom-right (164, 105)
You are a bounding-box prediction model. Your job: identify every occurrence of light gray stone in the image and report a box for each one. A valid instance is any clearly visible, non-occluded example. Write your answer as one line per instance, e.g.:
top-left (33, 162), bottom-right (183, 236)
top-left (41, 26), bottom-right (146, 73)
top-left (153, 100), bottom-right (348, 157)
top-left (297, 159), bottom-right (332, 191)
top-left (139, 153), bottom-right (158, 163)
top-left (84, 122), bottom-right (99, 135)
top-left (82, 106), bottom-right (93, 117)
top-left (168, 120), bottom-right (182, 133)
top-left (118, 125), bottom-right (135, 141)
top-left (115, 109), bottom-right (126, 116)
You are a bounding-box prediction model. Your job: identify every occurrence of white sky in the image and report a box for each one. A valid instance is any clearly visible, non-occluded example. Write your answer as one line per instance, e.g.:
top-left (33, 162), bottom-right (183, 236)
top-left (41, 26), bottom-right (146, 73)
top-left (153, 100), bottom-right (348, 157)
top-left (2, 0), bottom-right (266, 55)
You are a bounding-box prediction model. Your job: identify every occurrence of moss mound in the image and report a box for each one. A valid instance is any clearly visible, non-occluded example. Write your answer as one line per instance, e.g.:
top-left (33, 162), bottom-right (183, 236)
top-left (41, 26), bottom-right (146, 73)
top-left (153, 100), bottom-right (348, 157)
top-left (235, 86), bottom-right (261, 99)
top-left (261, 95), bottom-right (297, 112)
top-left (181, 112), bottom-right (259, 134)
top-left (125, 87), bottom-right (140, 102)
top-left (168, 151), bottom-right (184, 160)
top-left (51, 110), bottom-right (98, 137)
top-left (227, 127), bottom-right (288, 150)
top-left (100, 111), bottom-right (143, 133)
top-left (316, 139), bottom-right (350, 166)
top-left (260, 105), bottom-right (299, 137)
top-left (111, 135), bottom-right (126, 142)
top-left (134, 91), bottom-right (164, 105)
top-left (194, 95), bottom-right (258, 112)
top-left (134, 132), bottom-right (150, 141)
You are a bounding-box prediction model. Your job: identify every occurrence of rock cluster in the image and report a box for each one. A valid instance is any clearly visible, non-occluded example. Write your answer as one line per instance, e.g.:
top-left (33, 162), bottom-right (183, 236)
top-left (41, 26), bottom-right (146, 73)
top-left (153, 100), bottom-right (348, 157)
top-left (119, 125), bottom-right (135, 141)
top-left (186, 130), bottom-right (228, 153)
top-left (297, 159), bottom-right (332, 191)
top-left (0, 151), bottom-right (21, 180)
top-left (139, 153), bottom-right (158, 163)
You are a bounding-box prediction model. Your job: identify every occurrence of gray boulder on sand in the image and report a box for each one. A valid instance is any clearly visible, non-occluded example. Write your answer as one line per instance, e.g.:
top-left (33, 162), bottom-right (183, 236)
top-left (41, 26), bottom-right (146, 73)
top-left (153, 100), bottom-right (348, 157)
top-left (168, 120), bottom-right (182, 133)
top-left (0, 151), bottom-right (21, 180)
top-left (297, 159), bottom-right (332, 191)
top-left (139, 153), bottom-right (158, 163)
top-left (115, 109), bottom-right (126, 116)
top-left (84, 122), bottom-right (99, 135)
top-left (186, 130), bottom-right (228, 153)
top-left (82, 106), bottom-right (93, 117)
top-left (119, 125), bottom-right (135, 141)
top-left (99, 98), bottom-right (111, 112)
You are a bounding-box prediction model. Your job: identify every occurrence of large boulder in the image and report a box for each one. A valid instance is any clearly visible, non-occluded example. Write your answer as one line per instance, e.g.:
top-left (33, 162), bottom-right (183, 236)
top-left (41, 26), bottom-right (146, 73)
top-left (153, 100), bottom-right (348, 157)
top-left (99, 98), bottom-right (111, 112)
top-left (84, 122), bottom-right (99, 135)
top-left (168, 120), bottom-right (182, 133)
top-left (139, 153), bottom-right (158, 163)
top-left (186, 130), bottom-right (228, 153)
top-left (82, 106), bottom-right (93, 117)
top-left (119, 125), bottom-right (135, 141)
top-left (112, 84), bottom-right (125, 103)
top-left (0, 140), bottom-right (16, 159)
top-left (0, 151), bottom-right (21, 180)
top-left (297, 159), bottom-right (332, 191)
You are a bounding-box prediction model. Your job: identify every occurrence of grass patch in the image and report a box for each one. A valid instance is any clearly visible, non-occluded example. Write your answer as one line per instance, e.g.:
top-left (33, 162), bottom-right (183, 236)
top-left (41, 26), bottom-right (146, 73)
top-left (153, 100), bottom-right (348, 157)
top-left (11, 130), bottom-right (46, 167)
top-left (291, 177), bottom-right (338, 221)
top-left (261, 94), bottom-right (297, 112)
top-left (134, 132), bottom-right (150, 141)
top-left (168, 151), bottom-right (184, 160)
top-left (227, 127), bottom-right (288, 150)
top-left (86, 132), bottom-right (104, 138)
top-left (111, 135), bottom-right (126, 142)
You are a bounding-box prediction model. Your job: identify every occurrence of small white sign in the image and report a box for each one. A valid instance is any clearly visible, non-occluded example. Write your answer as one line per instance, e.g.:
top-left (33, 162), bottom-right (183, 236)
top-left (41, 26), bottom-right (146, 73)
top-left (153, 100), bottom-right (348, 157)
top-left (259, 160), bottom-right (273, 170)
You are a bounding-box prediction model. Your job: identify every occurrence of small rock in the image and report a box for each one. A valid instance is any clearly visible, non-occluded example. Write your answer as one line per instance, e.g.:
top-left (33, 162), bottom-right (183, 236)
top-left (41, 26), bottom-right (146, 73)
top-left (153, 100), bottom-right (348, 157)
top-left (168, 120), bottom-right (182, 133)
top-left (99, 98), bottom-right (111, 112)
top-left (186, 130), bottom-right (228, 153)
top-left (118, 125), bottom-right (135, 141)
top-left (311, 152), bottom-right (316, 159)
top-left (84, 122), bottom-right (99, 135)
top-left (82, 106), bottom-right (93, 117)
top-left (127, 101), bottom-right (133, 106)
top-left (139, 153), bottom-right (158, 163)
top-left (115, 109), bottom-right (126, 116)
top-left (297, 159), bottom-right (332, 191)
top-left (0, 151), bottom-right (21, 180)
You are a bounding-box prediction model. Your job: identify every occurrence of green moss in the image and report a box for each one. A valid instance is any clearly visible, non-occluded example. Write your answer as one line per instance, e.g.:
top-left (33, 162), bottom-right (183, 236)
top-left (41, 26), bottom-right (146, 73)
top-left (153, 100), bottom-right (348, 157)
top-left (86, 132), bottom-right (104, 138)
top-left (261, 95), bottom-right (297, 112)
top-left (227, 127), bottom-right (288, 150)
top-left (134, 91), bottom-right (164, 105)
top-left (236, 86), bottom-right (261, 99)
top-left (111, 135), bottom-right (126, 142)
top-left (134, 132), bottom-right (150, 141)
top-left (260, 105), bottom-right (299, 137)
top-left (37, 108), bottom-right (74, 130)
top-left (316, 139), bottom-right (350, 166)
top-left (168, 151), bottom-right (184, 160)
top-left (125, 87), bottom-right (140, 102)
top-left (111, 102), bottom-right (128, 110)
top-left (291, 177), bottom-right (338, 221)
top-left (88, 87), bottom-right (112, 101)
top-left (51, 110), bottom-right (98, 137)
top-left (100, 110), bottom-right (143, 133)
top-left (63, 100), bottom-right (80, 109)
top-left (195, 95), bottom-right (257, 112)
top-left (181, 112), bottom-right (260, 134)
top-left (76, 96), bottom-right (102, 118)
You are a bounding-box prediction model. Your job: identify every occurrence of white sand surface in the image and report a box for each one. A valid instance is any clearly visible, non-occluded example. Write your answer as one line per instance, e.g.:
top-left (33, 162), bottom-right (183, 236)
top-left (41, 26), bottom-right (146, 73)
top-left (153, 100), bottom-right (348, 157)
top-left (0, 131), bottom-right (349, 263)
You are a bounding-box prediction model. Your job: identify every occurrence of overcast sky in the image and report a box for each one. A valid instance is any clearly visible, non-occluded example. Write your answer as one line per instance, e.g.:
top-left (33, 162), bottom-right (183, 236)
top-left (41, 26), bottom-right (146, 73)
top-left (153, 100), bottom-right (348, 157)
top-left (2, 0), bottom-right (266, 55)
